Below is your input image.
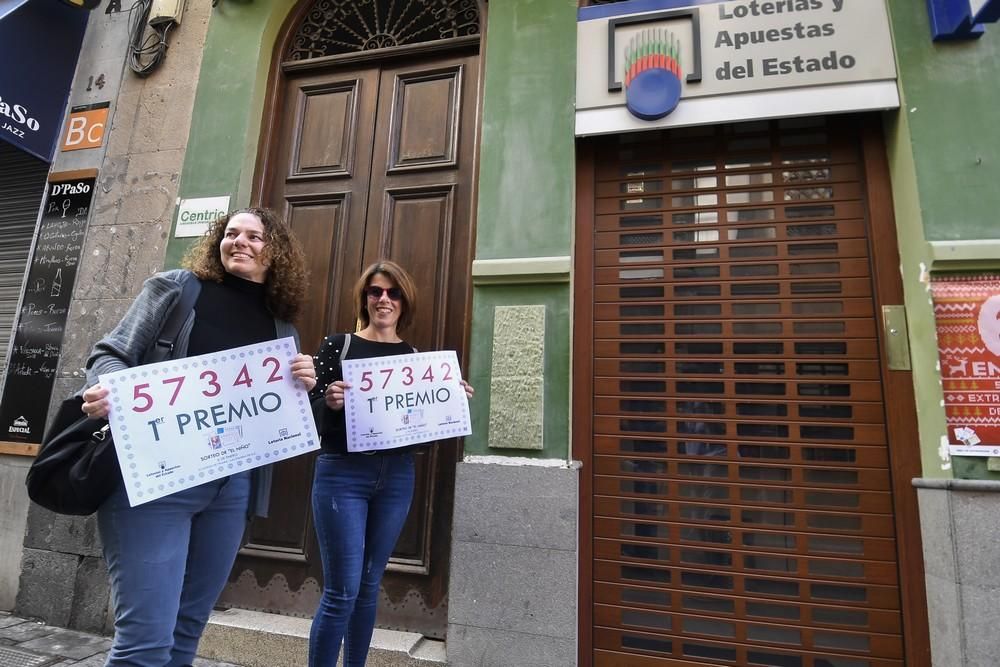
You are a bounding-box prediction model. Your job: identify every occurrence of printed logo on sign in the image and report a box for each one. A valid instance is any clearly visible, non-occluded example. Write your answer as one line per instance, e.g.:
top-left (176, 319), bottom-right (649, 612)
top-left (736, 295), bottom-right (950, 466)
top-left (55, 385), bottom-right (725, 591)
top-left (606, 8), bottom-right (703, 122)
top-left (207, 425), bottom-right (244, 451)
top-left (401, 409), bottom-right (425, 426)
top-left (8, 415), bottom-right (30, 435)
top-left (955, 426), bottom-right (982, 446)
top-left (624, 29), bottom-right (684, 120)
top-left (0, 95), bottom-right (41, 139)
top-left (62, 102), bottom-right (110, 152)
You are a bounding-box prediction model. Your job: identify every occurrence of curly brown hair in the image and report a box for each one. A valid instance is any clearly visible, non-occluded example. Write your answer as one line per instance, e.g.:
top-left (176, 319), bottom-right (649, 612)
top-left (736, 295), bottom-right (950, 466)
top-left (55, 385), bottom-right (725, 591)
top-left (182, 207), bottom-right (308, 321)
top-left (354, 260), bottom-right (417, 332)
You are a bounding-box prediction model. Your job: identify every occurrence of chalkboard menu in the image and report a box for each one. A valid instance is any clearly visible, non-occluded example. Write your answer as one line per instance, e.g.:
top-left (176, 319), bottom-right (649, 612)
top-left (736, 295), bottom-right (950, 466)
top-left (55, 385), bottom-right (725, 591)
top-left (0, 177), bottom-right (93, 443)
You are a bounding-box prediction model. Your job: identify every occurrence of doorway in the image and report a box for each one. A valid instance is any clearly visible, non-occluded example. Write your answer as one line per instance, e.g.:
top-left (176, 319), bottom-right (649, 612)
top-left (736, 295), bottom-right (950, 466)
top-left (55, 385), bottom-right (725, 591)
top-left (574, 115), bottom-right (930, 666)
top-left (219, 2), bottom-right (481, 639)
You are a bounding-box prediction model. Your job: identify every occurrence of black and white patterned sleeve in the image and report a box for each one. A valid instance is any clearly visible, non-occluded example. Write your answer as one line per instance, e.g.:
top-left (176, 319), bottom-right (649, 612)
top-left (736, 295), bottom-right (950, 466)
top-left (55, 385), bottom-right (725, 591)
top-left (310, 334), bottom-right (344, 402)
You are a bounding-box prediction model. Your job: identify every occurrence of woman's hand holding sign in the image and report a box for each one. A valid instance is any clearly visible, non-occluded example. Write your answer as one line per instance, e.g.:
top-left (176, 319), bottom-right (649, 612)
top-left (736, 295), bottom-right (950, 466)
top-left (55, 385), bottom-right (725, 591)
top-left (325, 380), bottom-right (350, 411)
top-left (81, 384), bottom-right (111, 419)
top-left (290, 353), bottom-right (318, 392)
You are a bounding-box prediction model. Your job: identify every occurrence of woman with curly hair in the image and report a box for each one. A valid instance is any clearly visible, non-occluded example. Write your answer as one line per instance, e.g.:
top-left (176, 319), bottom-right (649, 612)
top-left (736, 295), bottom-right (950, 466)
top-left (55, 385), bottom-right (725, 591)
top-left (80, 207), bottom-right (317, 666)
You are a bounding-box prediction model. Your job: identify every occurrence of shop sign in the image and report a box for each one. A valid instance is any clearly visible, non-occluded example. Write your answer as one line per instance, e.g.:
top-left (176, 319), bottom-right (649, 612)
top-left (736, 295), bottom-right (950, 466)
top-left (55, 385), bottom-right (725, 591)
top-left (61, 101), bottom-right (110, 151)
top-left (927, 0), bottom-right (1000, 40)
top-left (174, 195), bottom-right (231, 238)
top-left (931, 275), bottom-right (1000, 456)
top-left (0, 174), bottom-right (94, 444)
top-left (576, 0), bottom-right (898, 135)
top-left (0, 0), bottom-right (88, 160)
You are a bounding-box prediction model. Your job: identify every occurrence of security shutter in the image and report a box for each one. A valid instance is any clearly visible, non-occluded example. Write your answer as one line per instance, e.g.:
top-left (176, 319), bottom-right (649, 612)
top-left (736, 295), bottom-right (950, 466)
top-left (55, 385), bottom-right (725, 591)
top-left (0, 141), bottom-right (48, 385)
top-left (586, 116), bottom-right (905, 667)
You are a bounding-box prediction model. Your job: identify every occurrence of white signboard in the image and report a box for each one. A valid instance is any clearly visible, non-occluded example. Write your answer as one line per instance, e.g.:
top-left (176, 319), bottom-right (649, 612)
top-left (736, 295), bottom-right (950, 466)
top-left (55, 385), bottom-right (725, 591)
top-left (341, 351), bottom-right (472, 453)
top-left (174, 195), bottom-right (230, 238)
top-left (100, 337), bottom-right (319, 506)
top-left (576, 0), bottom-right (899, 134)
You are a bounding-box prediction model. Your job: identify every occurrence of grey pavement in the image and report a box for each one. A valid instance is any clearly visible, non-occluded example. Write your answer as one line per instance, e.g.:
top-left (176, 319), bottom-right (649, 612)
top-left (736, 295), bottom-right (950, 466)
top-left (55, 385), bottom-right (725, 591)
top-left (0, 612), bottom-right (245, 667)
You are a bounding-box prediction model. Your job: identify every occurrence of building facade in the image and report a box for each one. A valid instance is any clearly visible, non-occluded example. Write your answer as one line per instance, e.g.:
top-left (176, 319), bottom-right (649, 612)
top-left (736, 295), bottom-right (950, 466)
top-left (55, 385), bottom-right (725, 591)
top-left (2, 0), bottom-right (1000, 666)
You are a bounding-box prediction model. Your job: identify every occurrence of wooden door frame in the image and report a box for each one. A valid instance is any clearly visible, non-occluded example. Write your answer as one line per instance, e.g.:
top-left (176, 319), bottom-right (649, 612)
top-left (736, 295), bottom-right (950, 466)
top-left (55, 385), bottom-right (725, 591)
top-left (860, 114), bottom-right (931, 667)
top-left (573, 137), bottom-right (597, 667)
top-left (234, 0), bottom-right (489, 635)
top-left (572, 116), bottom-right (932, 666)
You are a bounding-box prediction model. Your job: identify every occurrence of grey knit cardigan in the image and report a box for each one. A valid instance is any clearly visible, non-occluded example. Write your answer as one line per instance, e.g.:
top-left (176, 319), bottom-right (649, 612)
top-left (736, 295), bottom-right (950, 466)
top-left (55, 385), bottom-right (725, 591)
top-left (85, 268), bottom-right (301, 517)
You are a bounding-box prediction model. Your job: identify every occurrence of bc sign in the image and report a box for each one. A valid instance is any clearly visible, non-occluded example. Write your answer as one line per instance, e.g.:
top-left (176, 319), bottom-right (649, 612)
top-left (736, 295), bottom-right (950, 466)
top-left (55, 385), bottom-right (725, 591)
top-left (927, 0), bottom-right (1000, 39)
top-left (62, 102), bottom-right (110, 151)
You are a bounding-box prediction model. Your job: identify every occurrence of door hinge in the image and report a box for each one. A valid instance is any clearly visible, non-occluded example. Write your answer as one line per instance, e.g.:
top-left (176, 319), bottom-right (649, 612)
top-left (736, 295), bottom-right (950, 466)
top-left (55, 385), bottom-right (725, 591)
top-left (882, 305), bottom-right (912, 371)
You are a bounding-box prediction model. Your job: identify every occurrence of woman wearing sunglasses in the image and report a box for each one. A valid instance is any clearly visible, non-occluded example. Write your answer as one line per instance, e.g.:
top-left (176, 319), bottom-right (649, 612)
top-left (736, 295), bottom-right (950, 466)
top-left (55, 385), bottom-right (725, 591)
top-left (307, 260), bottom-right (472, 667)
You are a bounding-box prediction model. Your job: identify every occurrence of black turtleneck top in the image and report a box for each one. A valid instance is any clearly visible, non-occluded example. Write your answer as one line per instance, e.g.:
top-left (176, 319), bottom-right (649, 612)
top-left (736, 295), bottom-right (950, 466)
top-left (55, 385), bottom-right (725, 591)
top-left (187, 273), bottom-right (277, 356)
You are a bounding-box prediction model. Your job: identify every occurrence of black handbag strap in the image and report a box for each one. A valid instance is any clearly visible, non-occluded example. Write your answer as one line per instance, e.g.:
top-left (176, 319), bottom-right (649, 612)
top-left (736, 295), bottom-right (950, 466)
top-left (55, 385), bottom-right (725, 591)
top-left (145, 277), bottom-right (201, 364)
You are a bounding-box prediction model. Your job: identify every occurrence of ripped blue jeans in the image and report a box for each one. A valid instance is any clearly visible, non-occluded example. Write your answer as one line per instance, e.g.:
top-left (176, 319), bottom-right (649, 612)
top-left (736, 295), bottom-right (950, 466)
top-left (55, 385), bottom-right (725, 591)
top-left (308, 451), bottom-right (415, 667)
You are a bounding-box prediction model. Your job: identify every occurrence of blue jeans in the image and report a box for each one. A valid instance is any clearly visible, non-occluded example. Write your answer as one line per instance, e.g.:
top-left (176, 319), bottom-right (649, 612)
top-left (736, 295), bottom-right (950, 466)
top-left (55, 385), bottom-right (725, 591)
top-left (98, 472), bottom-right (251, 667)
top-left (309, 452), bottom-right (416, 667)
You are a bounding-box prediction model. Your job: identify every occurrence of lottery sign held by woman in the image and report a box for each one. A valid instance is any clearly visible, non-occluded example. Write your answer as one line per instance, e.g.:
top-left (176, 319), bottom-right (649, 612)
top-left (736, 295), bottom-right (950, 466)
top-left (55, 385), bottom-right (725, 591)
top-left (341, 349), bottom-right (471, 452)
top-left (100, 335), bottom-right (319, 506)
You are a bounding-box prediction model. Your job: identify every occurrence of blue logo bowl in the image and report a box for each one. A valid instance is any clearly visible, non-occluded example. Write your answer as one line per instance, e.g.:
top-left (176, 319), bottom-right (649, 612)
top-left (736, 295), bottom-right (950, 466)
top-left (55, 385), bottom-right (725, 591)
top-left (626, 68), bottom-right (682, 121)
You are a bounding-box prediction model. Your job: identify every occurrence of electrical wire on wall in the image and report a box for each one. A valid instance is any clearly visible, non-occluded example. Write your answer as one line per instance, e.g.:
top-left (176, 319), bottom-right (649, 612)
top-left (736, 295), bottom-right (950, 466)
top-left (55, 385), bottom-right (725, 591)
top-left (127, 0), bottom-right (172, 76)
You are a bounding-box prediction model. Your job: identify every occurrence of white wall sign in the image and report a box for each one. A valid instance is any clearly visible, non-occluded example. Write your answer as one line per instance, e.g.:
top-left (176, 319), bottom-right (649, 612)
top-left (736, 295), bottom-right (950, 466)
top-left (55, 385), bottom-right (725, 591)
top-left (174, 195), bottom-right (230, 238)
top-left (577, 0), bottom-right (899, 135)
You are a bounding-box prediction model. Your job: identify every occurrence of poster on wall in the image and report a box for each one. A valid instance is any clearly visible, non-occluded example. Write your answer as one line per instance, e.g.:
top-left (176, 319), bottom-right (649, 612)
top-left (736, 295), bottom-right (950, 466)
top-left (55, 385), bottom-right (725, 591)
top-left (931, 275), bottom-right (1000, 456)
top-left (0, 176), bottom-right (93, 444)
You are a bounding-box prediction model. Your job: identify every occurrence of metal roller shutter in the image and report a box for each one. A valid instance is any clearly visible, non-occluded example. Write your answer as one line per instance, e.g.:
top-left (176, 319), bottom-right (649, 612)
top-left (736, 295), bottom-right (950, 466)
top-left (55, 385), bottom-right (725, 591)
top-left (0, 141), bottom-right (49, 385)
top-left (586, 116), bottom-right (905, 667)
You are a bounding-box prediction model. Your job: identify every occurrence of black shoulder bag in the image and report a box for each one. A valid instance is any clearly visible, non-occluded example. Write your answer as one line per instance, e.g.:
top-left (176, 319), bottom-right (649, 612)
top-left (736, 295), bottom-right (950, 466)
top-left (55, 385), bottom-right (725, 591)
top-left (25, 278), bottom-right (201, 515)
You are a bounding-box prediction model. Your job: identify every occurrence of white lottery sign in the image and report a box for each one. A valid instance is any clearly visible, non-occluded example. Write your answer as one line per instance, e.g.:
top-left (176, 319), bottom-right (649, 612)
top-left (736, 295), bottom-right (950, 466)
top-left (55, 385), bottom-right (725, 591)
top-left (99, 337), bottom-right (319, 506)
top-left (341, 351), bottom-right (472, 453)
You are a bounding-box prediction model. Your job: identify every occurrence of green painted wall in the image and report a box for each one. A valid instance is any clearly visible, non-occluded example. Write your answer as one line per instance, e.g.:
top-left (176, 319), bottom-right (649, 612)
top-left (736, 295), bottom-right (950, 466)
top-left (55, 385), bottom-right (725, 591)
top-left (464, 0), bottom-right (577, 458)
top-left (473, 0), bottom-right (578, 260)
top-left (888, 1), bottom-right (1000, 242)
top-left (463, 284), bottom-right (570, 458)
top-left (163, 1), bottom-right (296, 269)
top-left (883, 109), bottom-right (952, 478)
top-left (886, 2), bottom-right (1000, 479)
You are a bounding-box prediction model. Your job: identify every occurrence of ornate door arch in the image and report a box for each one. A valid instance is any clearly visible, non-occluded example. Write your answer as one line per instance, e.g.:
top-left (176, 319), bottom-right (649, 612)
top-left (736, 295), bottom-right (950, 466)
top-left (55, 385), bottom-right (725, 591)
top-left (220, 0), bottom-right (482, 638)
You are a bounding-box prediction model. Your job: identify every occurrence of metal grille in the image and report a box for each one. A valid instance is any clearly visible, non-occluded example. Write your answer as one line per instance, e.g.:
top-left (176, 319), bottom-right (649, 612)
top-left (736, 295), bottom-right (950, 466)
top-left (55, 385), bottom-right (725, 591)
top-left (0, 141), bottom-right (48, 389)
top-left (589, 117), bottom-right (903, 667)
top-left (0, 645), bottom-right (60, 667)
top-left (286, 0), bottom-right (480, 61)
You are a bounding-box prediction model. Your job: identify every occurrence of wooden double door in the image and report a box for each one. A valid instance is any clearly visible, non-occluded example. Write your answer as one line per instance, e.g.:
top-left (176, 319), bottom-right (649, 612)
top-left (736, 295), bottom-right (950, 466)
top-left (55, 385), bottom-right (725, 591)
top-left (219, 48), bottom-right (479, 638)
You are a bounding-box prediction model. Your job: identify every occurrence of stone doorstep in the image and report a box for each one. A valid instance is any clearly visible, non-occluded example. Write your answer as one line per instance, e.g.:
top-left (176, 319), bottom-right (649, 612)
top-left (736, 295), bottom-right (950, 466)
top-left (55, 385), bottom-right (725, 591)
top-left (199, 608), bottom-right (446, 667)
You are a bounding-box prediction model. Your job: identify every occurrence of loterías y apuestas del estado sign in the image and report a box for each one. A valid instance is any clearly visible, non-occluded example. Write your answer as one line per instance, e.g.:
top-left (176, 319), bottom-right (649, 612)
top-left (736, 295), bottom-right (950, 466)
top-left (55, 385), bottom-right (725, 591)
top-left (575, 0), bottom-right (898, 135)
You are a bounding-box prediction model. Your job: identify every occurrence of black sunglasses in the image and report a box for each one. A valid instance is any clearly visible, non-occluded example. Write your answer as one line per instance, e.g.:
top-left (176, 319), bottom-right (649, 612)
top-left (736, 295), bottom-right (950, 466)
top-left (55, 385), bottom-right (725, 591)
top-left (365, 285), bottom-right (402, 301)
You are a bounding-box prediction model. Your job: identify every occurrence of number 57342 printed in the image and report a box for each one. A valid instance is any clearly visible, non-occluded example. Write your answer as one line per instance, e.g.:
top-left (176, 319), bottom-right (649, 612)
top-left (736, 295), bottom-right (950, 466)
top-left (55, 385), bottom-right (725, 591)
top-left (341, 351), bottom-right (472, 453)
top-left (100, 336), bottom-right (319, 507)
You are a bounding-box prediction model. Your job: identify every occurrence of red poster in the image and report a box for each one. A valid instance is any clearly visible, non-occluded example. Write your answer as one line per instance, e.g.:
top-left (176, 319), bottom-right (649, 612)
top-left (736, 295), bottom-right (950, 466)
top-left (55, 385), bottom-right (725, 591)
top-left (931, 275), bottom-right (1000, 455)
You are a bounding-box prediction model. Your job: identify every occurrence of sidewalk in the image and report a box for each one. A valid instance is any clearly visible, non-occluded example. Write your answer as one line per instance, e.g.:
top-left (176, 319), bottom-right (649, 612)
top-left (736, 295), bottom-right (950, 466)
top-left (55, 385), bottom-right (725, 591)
top-left (0, 612), bottom-right (244, 667)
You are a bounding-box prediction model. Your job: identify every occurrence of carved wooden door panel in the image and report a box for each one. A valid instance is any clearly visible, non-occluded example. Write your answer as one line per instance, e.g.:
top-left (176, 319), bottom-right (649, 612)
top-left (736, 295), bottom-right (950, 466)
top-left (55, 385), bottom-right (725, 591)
top-left (221, 50), bottom-right (478, 640)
